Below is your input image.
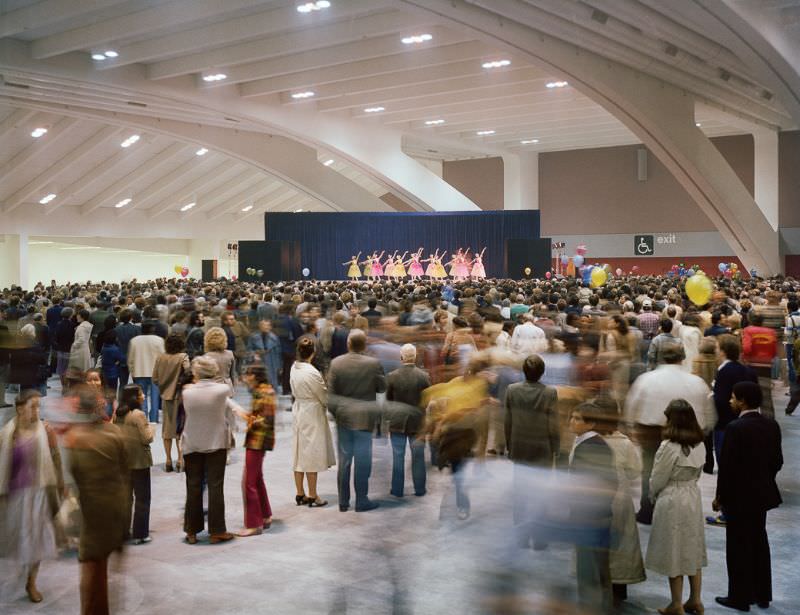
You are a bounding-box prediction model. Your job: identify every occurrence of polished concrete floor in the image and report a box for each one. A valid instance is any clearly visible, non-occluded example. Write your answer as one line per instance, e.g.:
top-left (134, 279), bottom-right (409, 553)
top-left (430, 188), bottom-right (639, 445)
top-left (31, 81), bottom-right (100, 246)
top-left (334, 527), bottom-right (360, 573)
top-left (1, 380), bottom-right (798, 614)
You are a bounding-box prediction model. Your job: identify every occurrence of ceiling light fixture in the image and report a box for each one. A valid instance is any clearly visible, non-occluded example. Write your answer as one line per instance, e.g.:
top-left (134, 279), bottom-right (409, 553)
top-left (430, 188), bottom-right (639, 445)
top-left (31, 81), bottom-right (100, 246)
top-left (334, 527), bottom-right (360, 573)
top-left (520, 139), bottom-right (539, 144)
top-left (195, 147), bottom-right (209, 156)
top-left (180, 202), bottom-right (196, 212)
top-left (291, 91), bottom-right (315, 99)
top-left (476, 130), bottom-right (495, 136)
top-left (120, 134), bottom-right (140, 148)
top-left (103, 50), bottom-right (118, 58)
top-left (482, 59), bottom-right (511, 69)
top-left (297, 1), bottom-right (330, 13)
top-left (29, 241), bottom-right (54, 245)
top-left (545, 80), bottom-right (569, 88)
top-left (364, 106), bottom-right (385, 113)
top-left (294, 208), bottom-right (304, 213)
top-left (695, 122), bottom-right (702, 127)
top-left (39, 193), bottom-right (57, 204)
top-left (91, 50), bottom-right (118, 61)
top-left (424, 119), bottom-right (445, 126)
top-left (241, 205), bottom-right (253, 212)
top-left (323, 159), bottom-right (334, 166)
top-left (114, 198), bottom-right (132, 208)
top-left (31, 127), bottom-right (48, 138)
top-left (401, 33), bottom-right (432, 45)
top-left (202, 73), bottom-right (227, 82)
top-left (91, 53), bottom-right (106, 61)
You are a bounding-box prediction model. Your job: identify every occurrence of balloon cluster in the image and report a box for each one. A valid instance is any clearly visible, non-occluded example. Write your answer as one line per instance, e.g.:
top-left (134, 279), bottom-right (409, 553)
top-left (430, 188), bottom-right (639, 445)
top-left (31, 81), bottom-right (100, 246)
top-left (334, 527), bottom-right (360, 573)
top-left (173, 265), bottom-right (189, 278)
top-left (245, 267), bottom-right (264, 278)
top-left (718, 262), bottom-right (739, 279)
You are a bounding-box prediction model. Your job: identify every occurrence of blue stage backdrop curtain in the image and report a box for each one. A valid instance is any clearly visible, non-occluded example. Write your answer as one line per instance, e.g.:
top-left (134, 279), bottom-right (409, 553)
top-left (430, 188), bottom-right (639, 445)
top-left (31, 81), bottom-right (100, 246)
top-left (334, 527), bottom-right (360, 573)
top-left (264, 211), bottom-right (541, 279)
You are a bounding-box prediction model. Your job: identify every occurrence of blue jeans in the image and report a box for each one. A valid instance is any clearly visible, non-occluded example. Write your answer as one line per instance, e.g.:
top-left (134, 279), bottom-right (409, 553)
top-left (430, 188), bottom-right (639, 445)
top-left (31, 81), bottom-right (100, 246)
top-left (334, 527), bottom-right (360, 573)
top-left (786, 344), bottom-right (796, 384)
top-left (451, 458), bottom-right (470, 513)
top-left (133, 377), bottom-right (161, 422)
top-left (390, 433), bottom-right (426, 497)
top-left (336, 427), bottom-right (373, 509)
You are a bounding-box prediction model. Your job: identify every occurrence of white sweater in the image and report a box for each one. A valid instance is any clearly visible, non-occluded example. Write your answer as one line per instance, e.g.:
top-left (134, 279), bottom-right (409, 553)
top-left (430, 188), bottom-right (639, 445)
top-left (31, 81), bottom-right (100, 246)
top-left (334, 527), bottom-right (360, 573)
top-left (127, 334), bottom-right (165, 378)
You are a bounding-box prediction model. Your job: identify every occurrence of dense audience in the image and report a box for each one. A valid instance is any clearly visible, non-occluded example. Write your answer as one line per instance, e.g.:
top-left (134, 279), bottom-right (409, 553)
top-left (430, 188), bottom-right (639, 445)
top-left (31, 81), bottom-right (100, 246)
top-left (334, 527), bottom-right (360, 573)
top-left (0, 271), bottom-right (795, 614)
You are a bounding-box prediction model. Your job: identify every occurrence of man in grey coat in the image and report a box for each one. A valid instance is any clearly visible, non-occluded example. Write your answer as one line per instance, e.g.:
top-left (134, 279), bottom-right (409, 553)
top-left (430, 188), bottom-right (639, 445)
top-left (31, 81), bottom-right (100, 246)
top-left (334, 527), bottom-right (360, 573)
top-left (328, 329), bottom-right (386, 512)
top-left (386, 344), bottom-right (431, 497)
top-left (504, 354), bottom-right (559, 548)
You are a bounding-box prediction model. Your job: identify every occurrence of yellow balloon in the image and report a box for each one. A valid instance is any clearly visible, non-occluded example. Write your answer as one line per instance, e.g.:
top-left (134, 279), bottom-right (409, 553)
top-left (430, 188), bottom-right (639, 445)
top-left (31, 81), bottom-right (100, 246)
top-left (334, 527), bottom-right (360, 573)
top-left (590, 266), bottom-right (607, 288)
top-left (173, 265), bottom-right (182, 274)
top-left (686, 273), bottom-right (713, 306)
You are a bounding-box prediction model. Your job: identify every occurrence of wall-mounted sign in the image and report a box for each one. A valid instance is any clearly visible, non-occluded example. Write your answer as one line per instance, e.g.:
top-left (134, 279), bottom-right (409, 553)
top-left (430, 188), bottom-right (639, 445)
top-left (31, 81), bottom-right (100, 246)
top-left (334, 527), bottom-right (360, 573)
top-left (634, 234), bottom-right (654, 255)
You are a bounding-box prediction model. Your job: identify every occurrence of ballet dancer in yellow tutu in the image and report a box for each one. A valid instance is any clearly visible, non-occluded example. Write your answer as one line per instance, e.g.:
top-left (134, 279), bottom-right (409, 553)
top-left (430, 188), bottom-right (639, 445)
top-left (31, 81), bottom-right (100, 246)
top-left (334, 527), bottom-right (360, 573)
top-left (343, 252), bottom-right (361, 280)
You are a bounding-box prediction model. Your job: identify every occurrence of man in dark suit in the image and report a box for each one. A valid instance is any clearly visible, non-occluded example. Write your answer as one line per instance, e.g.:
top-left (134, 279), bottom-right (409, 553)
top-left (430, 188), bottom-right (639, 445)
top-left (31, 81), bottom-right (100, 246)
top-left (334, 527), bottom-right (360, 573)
top-left (361, 298), bottom-right (383, 329)
top-left (328, 329), bottom-right (386, 512)
top-left (568, 402), bottom-right (617, 614)
top-left (386, 344), bottom-right (430, 497)
top-left (713, 381), bottom-right (783, 612)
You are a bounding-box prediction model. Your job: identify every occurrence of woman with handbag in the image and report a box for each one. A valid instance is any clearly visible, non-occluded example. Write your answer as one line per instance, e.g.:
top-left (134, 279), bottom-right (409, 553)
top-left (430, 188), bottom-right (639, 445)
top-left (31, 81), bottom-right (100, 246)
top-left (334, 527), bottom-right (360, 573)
top-left (234, 364), bottom-right (276, 536)
top-left (0, 390), bottom-right (64, 603)
top-left (152, 334), bottom-right (191, 472)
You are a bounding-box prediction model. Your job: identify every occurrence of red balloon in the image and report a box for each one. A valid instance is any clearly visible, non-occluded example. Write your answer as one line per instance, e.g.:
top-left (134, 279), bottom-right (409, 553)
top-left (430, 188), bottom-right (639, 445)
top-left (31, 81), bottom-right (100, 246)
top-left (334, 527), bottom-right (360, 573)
top-left (180, 267), bottom-right (189, 278)
top-left (545, 271), bottom-right (552, 279)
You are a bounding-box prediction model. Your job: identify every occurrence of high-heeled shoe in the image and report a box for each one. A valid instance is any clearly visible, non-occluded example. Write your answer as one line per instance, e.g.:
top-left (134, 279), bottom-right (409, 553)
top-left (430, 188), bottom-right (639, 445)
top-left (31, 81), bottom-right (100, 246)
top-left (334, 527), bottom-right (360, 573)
top-left (308, 497), bottom-right (328, 507)
top-left (295, 495), bottom-right (307, 506)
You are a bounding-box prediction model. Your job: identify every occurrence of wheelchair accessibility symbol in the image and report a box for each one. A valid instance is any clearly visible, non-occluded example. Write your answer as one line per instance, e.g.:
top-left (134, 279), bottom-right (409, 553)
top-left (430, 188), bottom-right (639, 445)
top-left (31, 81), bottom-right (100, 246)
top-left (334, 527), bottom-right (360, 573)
top-left (634, 235), bottom-right (654, 256)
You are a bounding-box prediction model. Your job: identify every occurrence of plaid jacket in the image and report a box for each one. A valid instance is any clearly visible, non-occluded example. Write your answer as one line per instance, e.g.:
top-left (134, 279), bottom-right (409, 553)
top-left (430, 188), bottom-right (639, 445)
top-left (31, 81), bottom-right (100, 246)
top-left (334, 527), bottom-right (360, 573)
top-left (244, 383), bottom-right (276, 451)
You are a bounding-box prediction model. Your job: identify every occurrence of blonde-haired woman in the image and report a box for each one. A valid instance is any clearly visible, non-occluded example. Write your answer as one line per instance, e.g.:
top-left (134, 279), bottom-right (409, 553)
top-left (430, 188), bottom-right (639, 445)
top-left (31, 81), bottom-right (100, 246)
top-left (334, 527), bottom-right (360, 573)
top-left (0, 390), bottom-right (64, 603)
top-left (203, 327), bottom-right (236, 395)
top-left (290, 336), bottom-right (335, 507)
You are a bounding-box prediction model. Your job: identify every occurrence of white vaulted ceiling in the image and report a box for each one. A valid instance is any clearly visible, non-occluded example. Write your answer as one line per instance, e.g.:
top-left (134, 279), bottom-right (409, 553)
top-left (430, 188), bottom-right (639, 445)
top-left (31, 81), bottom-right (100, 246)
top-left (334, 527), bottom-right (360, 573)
top-left (0, 0), bottom-right (798, 224)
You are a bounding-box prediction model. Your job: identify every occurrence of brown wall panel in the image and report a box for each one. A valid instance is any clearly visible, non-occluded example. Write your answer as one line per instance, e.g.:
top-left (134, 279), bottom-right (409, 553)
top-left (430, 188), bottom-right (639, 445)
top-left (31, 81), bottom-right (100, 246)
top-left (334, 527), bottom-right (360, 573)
top-left (442, 157), bottom-right (504, 210)
top-left (539, 135), bottom-right (754, 235)
top-left (779, 131), bottom-right (800, 228)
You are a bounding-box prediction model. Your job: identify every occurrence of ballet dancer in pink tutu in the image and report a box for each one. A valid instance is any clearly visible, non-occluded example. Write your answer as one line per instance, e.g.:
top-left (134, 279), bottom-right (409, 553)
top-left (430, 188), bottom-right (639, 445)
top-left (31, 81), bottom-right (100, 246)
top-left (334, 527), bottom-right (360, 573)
top-left (455, 248), bottom-right (471, 280)
top-left (446, 248), bottom-right (461, 278)
top-left (383, 251), bottom-right (397, 280)
top-left (470, 248), bottom-right (487, 279)
top-left (424, 249), bottom-right (439, 279)
top-left (408, 249), bottom-right (425, 281)
top-left (369, 250), bottom-right (385, 280)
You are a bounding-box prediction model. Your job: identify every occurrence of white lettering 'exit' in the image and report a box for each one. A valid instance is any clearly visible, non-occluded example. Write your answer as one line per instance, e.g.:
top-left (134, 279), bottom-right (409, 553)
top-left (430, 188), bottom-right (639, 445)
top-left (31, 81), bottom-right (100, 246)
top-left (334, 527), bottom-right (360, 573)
top-left (656, 234), bottom-right (678, 244)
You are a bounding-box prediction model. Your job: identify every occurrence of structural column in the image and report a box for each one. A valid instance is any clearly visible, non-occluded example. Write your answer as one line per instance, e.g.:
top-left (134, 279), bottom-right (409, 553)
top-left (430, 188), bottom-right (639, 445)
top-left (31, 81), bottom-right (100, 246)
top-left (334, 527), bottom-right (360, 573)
top-left (0, 234), bottom-right (28, 289)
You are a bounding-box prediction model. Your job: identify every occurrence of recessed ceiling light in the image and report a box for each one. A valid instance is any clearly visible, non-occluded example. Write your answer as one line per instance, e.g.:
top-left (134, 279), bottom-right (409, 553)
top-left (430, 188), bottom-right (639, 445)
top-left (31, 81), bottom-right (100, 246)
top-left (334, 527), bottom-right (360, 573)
top-left (61, 246), bottom-right (102, 250)
top-left (323, 159), bottom-right (334, 166)
top-left (241, 205), bottom-right (253, 212)
top-left (39, 193), bottom-right (57, 204)
top-left (202, 73), bottom-right (227, 82)
top-left (31, 127), bottom-right (48, 138)
top-left (114, 198), bottom-right (132, 208)
top-left (482, 59), bottom-right (511, 69)
top-left (425, 119), bottom-right (445, 126)
top-left (91, 53), bottom-right (106, 61)
top-left (401, 33), bottom-right (433, 45)
top-left (120, 134), bottom-right (140, 148)
top-left (545, 80), bottom-right (569, 88)
top-left (364, 106), bottom-right (385, 113)
top-left (297, 1), bottom-right (330, 13)
top-left (695, 122), bottom-right (702, 127)
top-left (520, 139), bottom-right (539, 144)
top-left (476, 130), bottom-right (496, 136)
top-left (29, 241), bottom-right (54, 245)
top-left (291, 91), bottom-right (315, 99)
top-left (294, 208), bottom-right (304, 213)
top-left (180, 202), bottom-right (196, 212)
top-left (103, 50), bottom-right (118, 58)
top-left (195, 147), bottom-right (209, 156)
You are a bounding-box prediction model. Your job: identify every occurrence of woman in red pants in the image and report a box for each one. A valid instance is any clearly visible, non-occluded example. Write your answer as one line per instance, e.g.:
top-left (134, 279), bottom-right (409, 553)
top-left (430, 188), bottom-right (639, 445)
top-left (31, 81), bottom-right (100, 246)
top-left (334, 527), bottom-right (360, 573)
top-left (235, 364), bottom-right (276, 536)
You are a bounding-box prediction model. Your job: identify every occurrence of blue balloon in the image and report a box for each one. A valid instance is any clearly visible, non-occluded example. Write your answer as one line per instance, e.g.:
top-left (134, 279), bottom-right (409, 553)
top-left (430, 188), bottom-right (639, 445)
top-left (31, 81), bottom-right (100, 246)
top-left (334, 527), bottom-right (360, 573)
top-left (573, 255), bottom-right (584, 267)
top-left (686, 269), bottom-right (695, 277)
top-left (718, 262), bottom-right (727, 272)
top-left (560, 254), bottom-right (569, 265)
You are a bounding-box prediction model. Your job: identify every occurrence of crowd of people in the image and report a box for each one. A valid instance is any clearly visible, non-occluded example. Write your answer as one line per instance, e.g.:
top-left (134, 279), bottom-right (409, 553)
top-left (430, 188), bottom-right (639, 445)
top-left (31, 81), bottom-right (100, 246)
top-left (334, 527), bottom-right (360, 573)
top-left (0, 270), bottom-right (794, 614)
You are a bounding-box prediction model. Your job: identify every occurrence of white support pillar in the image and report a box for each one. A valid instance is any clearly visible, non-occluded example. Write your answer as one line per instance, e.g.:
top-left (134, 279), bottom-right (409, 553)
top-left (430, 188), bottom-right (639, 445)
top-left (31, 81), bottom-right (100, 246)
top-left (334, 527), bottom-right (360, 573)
top-left (0, 234), bottom-right (28, 289)
top-left (753, 129), bottom-right (779, 231)
top-left (519, 152), bottom-right (539, 211)
top-left (502, 154), bottom-right (521, 210)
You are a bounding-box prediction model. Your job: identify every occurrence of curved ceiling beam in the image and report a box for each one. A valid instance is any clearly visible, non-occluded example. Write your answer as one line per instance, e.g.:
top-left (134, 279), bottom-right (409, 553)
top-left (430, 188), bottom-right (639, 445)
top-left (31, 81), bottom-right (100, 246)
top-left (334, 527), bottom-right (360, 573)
top-left (395, 0), bottom-right (780, 275)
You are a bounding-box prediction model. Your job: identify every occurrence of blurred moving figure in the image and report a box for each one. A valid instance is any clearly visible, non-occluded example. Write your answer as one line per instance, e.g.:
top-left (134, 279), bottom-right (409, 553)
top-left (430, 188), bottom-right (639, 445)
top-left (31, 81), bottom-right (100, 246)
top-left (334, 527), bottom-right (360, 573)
top-left (504, 354), bottom-right (559, 547)
top-left (568, 402), bottom-right (617, 614)
top-left (9, 324), bottom-right (48, 396)
top-left (0, 390), bottom-right (63, 603)
top-left (592, 397), bottom-right (645, 607)
top-left (180, 356), bottom-right (240, 545)
top-left (290, 337), bottom-right (335, 508)
top-left (328, 329), bottom-right (386, 512)
top-left (645, 399), bottom-right (707, 615)
top-left (235, 365), bottom-right (276, 536)
top-left (385, 344), bottom-right (430, 498)
top-left (63, 385), bottom-right (129, 615)
top-left (114, 385), bottom-right (154, 545)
